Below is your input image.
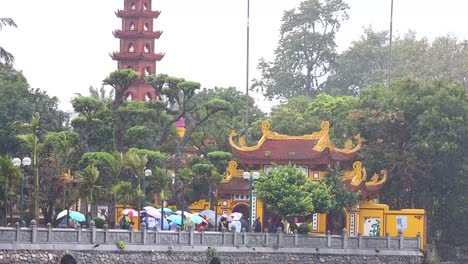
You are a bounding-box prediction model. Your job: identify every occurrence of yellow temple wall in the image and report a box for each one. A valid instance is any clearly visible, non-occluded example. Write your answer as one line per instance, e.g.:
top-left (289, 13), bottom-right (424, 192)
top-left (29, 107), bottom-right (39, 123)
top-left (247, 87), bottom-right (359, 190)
top-left (345, 201), bottom-right (426, 249)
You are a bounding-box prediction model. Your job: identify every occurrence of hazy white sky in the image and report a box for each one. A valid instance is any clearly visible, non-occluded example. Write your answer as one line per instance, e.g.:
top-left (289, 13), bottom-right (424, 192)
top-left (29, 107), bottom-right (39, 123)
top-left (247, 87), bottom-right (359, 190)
top-left (1, 0), bottom-right (467, 113)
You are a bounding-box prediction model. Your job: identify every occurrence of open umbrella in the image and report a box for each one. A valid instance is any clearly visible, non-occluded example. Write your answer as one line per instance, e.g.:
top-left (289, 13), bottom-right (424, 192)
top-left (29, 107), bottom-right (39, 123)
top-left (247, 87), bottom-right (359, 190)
top-left (199, 210), bottom-right (216, 217)
top-left (168, 214), bottom-right (183, 225)
top-left (205, 214), bottom-right (222, 227)
top-left (143, 206), bottom-right (162, 218)
top-left (56, 210), bottom-right (86, 222)
top-left (157, 207), bottom-right (173, 214)
top-left (191, 213), bottom-right (208, 225)
top-left (122, 208), bottom-right (139, 218)
top-left (228, 212), bottom-right (243, 221)
top-left (174, 210), bottom-right (191, 217)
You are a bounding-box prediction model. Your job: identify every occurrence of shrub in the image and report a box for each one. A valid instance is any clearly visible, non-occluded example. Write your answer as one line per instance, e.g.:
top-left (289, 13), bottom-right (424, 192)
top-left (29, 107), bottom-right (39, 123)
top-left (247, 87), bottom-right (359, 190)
top-left (93, 218), bottom-right (106, 228)
top-left (297, 223), bottom-right (312, 234)
top-left (116, 240), bottom-right (126, 250)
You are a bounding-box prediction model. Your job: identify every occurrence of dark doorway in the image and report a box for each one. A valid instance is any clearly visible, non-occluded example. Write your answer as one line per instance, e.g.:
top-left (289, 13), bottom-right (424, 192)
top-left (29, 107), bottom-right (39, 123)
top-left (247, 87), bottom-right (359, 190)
top-left (232, 204), bottom-right (249, 220)
top-left (326, 210), bottom-right (347, 235)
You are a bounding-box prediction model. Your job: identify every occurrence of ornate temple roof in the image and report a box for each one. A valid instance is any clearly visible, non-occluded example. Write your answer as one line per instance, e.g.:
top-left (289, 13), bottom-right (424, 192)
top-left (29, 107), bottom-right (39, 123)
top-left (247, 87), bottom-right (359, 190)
top-left (343, 161), bottom-right (387, 200)
top-left (113, 30), bottom-right (163, 39)
top-left (111, 52), bottom-right (165, 61)
top-left (229, 121), bottom-right (363, 166)
top-left (115, 9), bottom-right (161, 18)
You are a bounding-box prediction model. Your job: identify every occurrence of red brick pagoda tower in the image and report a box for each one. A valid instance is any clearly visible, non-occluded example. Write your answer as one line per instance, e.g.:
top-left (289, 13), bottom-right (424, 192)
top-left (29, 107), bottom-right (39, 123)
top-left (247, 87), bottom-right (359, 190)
top-left (112, 0), bottom-right (164, 101)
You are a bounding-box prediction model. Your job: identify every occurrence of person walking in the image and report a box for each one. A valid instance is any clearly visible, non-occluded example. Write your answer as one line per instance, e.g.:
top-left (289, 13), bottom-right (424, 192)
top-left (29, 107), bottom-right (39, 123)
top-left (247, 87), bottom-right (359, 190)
top-left (252, 218), bottom-right (262, 232)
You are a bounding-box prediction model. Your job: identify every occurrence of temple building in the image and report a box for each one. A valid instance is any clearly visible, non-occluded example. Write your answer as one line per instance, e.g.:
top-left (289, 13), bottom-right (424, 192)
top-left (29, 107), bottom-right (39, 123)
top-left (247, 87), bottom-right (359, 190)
top-left (190, 121), bottom-right (425, 248)
top-left (112, 0), bottom-right (164, 101)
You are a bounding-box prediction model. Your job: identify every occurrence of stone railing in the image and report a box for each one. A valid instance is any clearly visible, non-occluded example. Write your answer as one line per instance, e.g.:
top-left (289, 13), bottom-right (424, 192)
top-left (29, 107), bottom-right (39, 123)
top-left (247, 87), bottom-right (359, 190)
top-left (0, 220), bottom-right (421, 251)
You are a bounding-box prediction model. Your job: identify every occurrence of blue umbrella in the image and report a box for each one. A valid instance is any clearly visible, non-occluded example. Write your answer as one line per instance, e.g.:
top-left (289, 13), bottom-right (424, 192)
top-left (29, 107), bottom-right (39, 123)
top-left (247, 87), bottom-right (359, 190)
top-left (158, 207), bottom-right (173, 214)
top-left (168, 214), bottom-right (183, 225)
top-left (57, 210), bottom-right (86, 222)
top-left (156, 218), bottom-right (170, 230)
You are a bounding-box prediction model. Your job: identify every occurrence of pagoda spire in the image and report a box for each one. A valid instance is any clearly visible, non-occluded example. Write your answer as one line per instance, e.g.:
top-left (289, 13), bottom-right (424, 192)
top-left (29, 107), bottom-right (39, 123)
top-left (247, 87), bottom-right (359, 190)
top-left (111, 0), bottom-right (164, 101)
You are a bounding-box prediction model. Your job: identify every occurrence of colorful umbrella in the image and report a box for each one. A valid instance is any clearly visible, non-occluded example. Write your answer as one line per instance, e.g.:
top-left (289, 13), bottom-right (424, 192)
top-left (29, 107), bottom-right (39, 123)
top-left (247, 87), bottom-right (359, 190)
top-left (122, 208), bottom-right (139, 218)
top-left (199, 210), bottom-right (216, 217)
top-left (174, 210), bottom-right (191, 217)
top-left (228, 212), bottom-right (243, 221)
top-left (56, 210), bottom-right (86, 222)
top-left (168, 214), bottom-right (183, 225)
top-left (190, 213), bottom-right (207, 225)
top-left (143, 206), bottom-right (162, 218)
top-left (157, 207), bottom-right (173, 214)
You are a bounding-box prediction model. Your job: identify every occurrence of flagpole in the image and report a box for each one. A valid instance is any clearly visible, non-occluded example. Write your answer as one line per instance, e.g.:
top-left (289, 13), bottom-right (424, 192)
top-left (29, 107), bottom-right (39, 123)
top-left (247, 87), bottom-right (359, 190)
top-left (245, 0), bottom-right (251, 142)
top-left (388, 0), bottom-right (394, 89)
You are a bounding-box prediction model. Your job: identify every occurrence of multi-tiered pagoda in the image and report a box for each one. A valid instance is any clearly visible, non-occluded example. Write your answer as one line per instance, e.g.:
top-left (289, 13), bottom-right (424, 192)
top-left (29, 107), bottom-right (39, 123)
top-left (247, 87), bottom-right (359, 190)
top-left (112, 0), bottom-right (164, 101)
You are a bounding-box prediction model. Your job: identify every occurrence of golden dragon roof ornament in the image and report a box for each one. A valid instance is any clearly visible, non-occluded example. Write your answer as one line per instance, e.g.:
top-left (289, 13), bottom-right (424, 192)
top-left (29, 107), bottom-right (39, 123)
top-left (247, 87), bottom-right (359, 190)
top-left (229, 120), bottom-right (363, 154)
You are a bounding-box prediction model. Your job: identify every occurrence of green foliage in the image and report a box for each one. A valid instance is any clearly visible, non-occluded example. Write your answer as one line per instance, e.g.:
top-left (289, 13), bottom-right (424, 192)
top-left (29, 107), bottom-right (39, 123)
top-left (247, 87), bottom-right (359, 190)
top-left (206, 247), bottom-right (218, 258)
top-left (252, 0), bottom-right (349, 99)
top-left (322, 165), bottom-right (359, 213)
top-left (326, 29), bottom-right (468, 95)
top-left (351, 78), bottom-right (468, 251)
top-left (93, 217), bottom-right (105, 228)
top-left (297, 224), bottom-right (312, 235)
top-left (116, 240), bottom-right (126, 250)
top-left (0, 18), bottom-right (17, 65)
top-left (112, 181), bottom-right (136, 208)
top-left (255, 165), bottom-right (334, 229)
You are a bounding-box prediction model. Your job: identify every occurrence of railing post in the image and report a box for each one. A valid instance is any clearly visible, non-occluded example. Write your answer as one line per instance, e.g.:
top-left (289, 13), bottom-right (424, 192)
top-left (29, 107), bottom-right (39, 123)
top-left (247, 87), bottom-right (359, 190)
top-left (358, 232), bottom-right (362, 248)
top-left (201, 229), bottom-right (205, 244)
top-left (177, 229), bottom-right (182, 244)
top-left (103, 224), bottom-right (109, 244)
top-left (293, 230), bottom-right (298, 246)
top-left (416, 232), bottom-right (421, 250)
top-left (15, 222), bottom-right (21, 242)
top-left (326, 230), bottom-right (331, 248)
top-left (154, 228), bottom-right (159, 244)
top-left (189, 227), bottom-right (194, 246)
top-left (222, 230), bottom-right (226, 245)
top-left (342, 228), bottom-right (348, 249)
top-left (130, 225), bottom-right (134, 244)
top-left (77, 224), bottom-right (82, 243)
top-left (233, 230), bottom-right (238, 246)
top-left (386, 232), bottom-right (391, 249)
top-left (46, 223), bottom-right (52, 242)
top-left (30, 219), bottom-right (37, 243)
top-left (398, 230), bottom-right (403, 249)
top-left (265, 229), bottom-right (269, 246)
top-left (141, 222), bottom-right (147, 245)
top-left (277, 227), bottom-right (283, 247)
top-left (90, 220), bottom-right (96, 244)
top-left (243, 230), bottom-right (247, 246)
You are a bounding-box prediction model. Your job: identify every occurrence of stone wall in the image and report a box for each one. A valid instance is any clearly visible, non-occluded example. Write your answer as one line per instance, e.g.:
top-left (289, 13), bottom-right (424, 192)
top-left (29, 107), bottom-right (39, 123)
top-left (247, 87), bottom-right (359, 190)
top-left (0, 249), bottom-right (424, 264)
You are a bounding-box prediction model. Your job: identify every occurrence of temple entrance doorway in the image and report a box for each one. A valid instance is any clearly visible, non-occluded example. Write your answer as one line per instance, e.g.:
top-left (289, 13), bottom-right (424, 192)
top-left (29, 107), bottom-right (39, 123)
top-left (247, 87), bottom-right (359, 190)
top-left (232, 203), bottom-right (249, 220)
top-left (326, 210), bottom-right (347, 235)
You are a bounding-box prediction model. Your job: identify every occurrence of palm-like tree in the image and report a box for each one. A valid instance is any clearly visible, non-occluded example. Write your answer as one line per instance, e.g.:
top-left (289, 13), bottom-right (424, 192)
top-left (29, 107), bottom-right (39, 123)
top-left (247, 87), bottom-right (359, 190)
top-left (77, 164), bottom-right (101, 223)
top-left (58, 170), bottom-right (77, 226)
top-left (0, 18), bottom-right (18, 65)
top-left (123, 152), bottom-right (148, 210)
top-left (13, 113), bottom-right (44, 220)
top-left (0, 156), bottom-right (20, 225)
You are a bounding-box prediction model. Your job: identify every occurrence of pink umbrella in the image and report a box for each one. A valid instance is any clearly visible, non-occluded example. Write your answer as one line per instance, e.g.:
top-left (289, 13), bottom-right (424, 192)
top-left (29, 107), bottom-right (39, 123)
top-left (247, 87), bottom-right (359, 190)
top-left (143, 206), bottom-right (162, 219)
top-left (122, 208), bottom-right (138, 218)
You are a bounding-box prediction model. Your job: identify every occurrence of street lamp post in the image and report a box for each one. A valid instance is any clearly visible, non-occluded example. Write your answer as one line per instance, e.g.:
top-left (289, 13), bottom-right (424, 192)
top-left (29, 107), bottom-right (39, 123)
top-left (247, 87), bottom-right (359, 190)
top-left (143, 169), bottom-right (152, 207)
top-left (12, 157), bottom-right (31, 226)
top-left (243, 171), bottom-right (260, 228)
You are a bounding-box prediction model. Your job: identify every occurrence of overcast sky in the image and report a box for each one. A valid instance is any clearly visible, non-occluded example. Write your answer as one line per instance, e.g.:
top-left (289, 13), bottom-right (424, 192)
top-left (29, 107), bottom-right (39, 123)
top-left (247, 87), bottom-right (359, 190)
top-left (1, 0), bottom-right (467, 113)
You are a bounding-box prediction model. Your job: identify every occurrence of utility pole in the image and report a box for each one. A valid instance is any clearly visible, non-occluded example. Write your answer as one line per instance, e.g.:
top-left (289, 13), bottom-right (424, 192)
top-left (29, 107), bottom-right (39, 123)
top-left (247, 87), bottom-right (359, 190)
top-left (388, 0), bottom-right (394, 89)
top-left (245, 0), bottom-right (251, 142)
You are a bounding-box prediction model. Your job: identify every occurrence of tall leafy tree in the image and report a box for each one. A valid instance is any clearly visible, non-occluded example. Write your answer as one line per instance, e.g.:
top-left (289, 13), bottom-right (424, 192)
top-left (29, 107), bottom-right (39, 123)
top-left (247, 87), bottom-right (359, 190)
top-left (102, 69), bottom-right (139, 152)
top-left (0, 156), bottom-right (20, 225)
top-left (255, 165), bottom-right (334, 231)
top-left (351, 78), bottom-right (468, 255)
top-left (326, 29), bottom-right (468, 95)
top-left (0, 18), bottom-right (17, 65)
top-left (252, 0), bottom-right (349, 99)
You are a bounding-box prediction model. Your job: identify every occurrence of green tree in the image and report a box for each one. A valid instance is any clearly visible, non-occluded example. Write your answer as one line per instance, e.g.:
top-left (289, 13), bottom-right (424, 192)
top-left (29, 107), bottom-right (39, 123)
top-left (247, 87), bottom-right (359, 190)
top-left (255, 165), bottom-right (334, 231)
top-left (0, 156), bottom-right (20, 225)
top-left (76, 164), bottom-right (101, 223)
top-left (102, 69), bottom-right (139, 152)
top-left (351, 78), bottom-right (468, 255)
top-left (252, 0), bottom-right (349, 99)
top-left (71, 96), bottom-right (105, 152)
top-left (14, 113), bottom-right (44, 220)
top-left (0, 18), bottom-right (17, 65)
top-left (326, 29), bottom-right (468, 95)
top-left (112, 181), bottom-right (136, 209)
